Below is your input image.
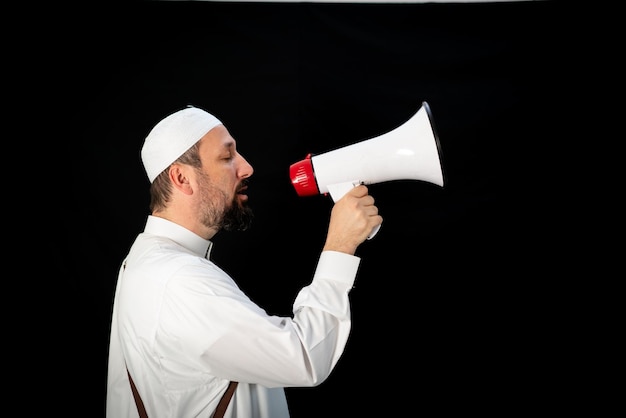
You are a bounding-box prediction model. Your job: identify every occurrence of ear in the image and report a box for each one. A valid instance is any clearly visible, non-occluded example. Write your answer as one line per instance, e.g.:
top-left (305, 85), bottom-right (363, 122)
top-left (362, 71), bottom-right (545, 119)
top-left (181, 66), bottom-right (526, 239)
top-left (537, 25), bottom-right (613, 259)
top-left (167, 164), bottom-right (194, 196)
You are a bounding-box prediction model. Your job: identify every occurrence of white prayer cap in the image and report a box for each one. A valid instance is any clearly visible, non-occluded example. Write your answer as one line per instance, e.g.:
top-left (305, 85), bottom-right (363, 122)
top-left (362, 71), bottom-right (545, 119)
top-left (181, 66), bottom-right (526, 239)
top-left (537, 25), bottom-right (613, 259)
top-left (141, 106), bottom-right (222, 183)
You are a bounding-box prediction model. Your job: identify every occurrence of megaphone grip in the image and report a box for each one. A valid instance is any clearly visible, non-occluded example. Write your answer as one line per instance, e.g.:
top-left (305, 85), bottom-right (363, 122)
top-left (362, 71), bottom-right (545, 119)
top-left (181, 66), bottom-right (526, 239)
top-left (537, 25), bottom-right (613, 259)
top-left (327, 182), bottom-right (381, 240)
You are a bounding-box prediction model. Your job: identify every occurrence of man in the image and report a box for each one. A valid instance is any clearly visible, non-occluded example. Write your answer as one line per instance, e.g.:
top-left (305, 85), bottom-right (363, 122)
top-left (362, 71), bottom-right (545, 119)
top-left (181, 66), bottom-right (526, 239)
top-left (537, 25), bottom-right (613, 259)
top-left (106, 105), bottom-right (382, 417)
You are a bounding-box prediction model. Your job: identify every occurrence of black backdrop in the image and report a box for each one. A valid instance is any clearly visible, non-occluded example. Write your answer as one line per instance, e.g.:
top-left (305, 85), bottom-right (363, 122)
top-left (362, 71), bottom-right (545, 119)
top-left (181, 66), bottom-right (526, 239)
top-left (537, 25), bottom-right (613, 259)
top-left (52, 1), bottom-right (579, 416)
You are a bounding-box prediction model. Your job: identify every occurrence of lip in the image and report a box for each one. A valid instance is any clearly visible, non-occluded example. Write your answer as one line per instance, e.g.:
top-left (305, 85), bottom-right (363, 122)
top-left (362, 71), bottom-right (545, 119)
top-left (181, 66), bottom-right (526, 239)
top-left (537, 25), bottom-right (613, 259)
top-left (237, 192), bottom-right (248, 202)
top-left (237, 185), bottom-right (248, 200)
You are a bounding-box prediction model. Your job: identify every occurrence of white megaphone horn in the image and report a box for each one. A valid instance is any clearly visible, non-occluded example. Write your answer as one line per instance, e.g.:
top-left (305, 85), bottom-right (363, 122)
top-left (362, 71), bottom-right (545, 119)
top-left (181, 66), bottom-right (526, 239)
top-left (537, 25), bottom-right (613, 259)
top-left (289, 101), bottom-right (445, 239)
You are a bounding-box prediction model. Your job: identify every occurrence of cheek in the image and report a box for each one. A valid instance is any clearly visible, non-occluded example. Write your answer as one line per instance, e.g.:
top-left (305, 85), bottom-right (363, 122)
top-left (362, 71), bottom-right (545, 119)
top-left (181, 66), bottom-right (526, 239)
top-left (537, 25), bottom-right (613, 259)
top-left (214, 169), bottom-right (238, 191)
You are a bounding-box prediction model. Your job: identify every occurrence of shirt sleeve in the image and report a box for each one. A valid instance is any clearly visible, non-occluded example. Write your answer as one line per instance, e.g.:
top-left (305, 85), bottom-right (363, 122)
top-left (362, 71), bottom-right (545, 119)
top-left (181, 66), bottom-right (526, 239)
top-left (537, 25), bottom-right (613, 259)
top-left (154, 250), bottom-right (360, 389)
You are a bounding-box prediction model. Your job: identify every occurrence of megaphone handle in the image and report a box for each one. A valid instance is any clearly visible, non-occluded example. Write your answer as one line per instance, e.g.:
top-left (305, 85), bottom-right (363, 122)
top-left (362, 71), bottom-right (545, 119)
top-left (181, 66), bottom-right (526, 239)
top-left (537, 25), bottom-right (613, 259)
top-left (327, 182), bottom-right (381, 240)
top-left (327, 182), bottom-right (358, 203)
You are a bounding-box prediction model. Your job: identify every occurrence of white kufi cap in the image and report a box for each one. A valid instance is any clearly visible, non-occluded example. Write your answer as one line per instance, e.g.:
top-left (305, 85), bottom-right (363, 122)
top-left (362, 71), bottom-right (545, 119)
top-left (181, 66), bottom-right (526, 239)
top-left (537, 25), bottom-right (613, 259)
top-left (141, 106), bottom-right (222, 182)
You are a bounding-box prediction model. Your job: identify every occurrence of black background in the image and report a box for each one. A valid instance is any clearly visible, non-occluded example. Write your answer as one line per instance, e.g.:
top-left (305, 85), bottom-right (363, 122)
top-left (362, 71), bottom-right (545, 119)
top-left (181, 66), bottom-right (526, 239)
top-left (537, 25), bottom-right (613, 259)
top-left (48, 1), bottom-right (588, 416)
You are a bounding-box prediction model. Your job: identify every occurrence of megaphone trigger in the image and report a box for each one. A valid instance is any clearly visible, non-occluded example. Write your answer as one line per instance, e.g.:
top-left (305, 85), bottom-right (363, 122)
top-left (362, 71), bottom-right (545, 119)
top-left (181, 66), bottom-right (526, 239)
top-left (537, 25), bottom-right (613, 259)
top-left (368, 224), bottom-right (381, 240)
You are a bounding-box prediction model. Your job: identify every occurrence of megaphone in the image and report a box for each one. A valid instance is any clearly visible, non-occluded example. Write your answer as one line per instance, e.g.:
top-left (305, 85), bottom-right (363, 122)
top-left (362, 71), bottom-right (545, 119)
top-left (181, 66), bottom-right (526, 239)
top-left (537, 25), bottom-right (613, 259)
top-left (289, 101), bottom-right (444, 238)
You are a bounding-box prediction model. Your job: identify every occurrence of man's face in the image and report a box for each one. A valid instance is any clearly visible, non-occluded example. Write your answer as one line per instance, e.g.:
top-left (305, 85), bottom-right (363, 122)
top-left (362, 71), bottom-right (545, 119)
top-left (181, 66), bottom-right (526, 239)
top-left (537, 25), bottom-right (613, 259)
top-left (195, 125), bottom-right (254, 231)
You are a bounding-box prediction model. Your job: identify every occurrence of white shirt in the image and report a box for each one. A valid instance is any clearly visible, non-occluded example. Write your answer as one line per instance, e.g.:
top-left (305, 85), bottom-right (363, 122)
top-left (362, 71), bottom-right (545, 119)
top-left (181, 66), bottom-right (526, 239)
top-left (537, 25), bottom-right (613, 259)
top-left (106, 215), bottom-right (360, 418)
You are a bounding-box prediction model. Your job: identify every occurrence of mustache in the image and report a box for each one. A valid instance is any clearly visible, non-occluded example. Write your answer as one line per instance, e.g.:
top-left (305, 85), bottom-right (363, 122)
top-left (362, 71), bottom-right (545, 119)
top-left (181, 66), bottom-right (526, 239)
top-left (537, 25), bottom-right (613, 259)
top-left (236, 178), bottom-right (250, 193)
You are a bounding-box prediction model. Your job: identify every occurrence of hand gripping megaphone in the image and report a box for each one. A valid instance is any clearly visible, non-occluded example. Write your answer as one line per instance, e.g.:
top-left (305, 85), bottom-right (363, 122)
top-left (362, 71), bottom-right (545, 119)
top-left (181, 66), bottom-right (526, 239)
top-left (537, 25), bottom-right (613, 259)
top-left (289, 101), bottom-right (445, 239)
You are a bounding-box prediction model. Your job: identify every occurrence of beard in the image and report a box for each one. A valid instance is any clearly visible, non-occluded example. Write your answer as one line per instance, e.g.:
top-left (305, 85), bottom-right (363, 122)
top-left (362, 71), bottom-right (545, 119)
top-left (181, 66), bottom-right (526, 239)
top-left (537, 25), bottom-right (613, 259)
top-left (220, 187), bottom-right (254, 232)
top-left (197, 171), bottom-right (254, 232)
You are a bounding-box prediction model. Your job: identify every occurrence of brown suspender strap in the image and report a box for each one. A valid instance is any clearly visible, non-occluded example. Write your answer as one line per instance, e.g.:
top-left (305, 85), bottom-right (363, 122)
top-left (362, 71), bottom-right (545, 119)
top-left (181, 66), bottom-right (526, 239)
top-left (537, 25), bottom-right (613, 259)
top-left (213, 381), bottom-right (239, 418)
top-left (127, 369), bottom-right (148, 418)
top-left (126, 368), bottom-right (238, 418)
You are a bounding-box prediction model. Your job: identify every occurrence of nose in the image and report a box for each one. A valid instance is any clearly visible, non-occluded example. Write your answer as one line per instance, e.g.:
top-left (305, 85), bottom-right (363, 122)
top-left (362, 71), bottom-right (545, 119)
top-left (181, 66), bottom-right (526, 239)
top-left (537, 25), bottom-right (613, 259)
top-left (238, 154), bottom-right (254, 178)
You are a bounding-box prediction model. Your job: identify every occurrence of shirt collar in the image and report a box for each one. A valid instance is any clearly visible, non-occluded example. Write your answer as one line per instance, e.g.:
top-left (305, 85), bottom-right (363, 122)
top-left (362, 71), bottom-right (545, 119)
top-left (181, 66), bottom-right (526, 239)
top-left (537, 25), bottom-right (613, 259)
top-left (144, 215), bottom-right (213, 259)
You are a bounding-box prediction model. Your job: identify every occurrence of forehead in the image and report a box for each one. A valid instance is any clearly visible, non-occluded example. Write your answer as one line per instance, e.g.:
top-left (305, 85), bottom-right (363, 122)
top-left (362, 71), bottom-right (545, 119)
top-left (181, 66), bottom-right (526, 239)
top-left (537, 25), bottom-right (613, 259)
top-left (198, 125), bottom-right (235, 152)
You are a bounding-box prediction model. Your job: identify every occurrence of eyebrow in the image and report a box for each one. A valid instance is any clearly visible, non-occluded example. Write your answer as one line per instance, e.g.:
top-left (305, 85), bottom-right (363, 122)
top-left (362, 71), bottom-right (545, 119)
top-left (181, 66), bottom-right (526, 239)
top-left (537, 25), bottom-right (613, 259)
top-left (221, 138), bottom-right (236, 150)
